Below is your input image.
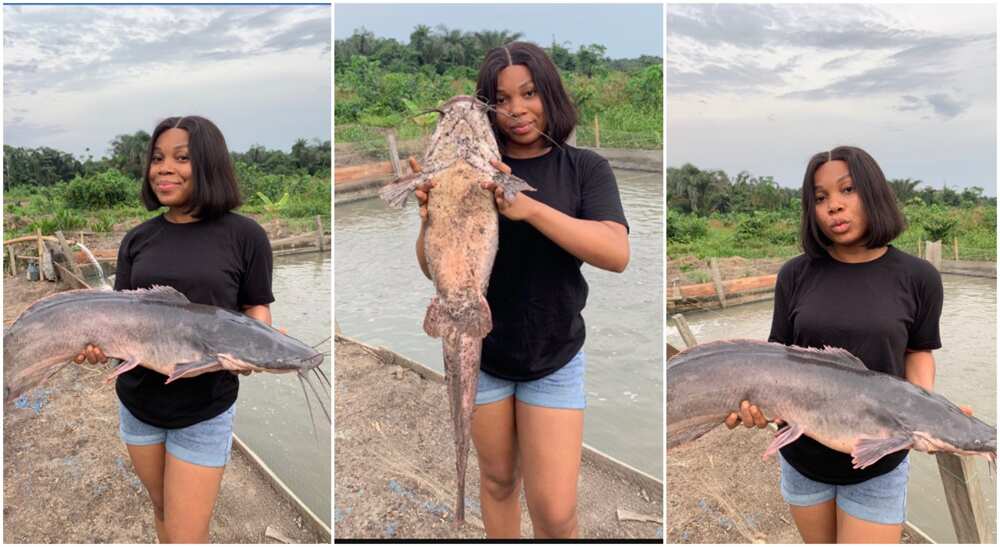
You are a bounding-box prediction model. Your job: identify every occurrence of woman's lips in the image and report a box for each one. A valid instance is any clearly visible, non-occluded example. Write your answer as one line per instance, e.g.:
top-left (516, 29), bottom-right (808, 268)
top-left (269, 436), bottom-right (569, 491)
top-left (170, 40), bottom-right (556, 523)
top-left (510, 122), bottom-right (533, 135)
top-left (830, 220), bottom-right (850, 234)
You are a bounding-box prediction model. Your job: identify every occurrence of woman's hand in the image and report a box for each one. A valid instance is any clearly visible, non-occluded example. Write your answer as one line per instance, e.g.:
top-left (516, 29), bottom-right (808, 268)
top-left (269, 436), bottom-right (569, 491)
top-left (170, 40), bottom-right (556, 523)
top-left (74, 344), bottom-right (108, 365)
top-left (410, 157), bottom-right (435, 223)
top-left (483, 159), bottom-right (537, 221)
top-left (724, 400), bottom-right (784, 429)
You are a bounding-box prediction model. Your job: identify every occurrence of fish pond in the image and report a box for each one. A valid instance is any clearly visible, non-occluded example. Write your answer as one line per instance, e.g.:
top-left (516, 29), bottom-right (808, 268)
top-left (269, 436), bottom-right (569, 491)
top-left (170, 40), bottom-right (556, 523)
top-left (335, 168), bottom-right (664, 478)
top-left (667, 273), bottom-right (997, 543)
top-left (234, 252), bottom-right (332, 527)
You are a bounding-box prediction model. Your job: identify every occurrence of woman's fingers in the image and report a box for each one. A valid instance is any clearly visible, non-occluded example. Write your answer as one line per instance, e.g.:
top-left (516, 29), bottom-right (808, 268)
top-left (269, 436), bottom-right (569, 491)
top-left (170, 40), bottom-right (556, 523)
top-left (408, 156), bottom-right (422, 173)
top-left (724, 412), bottom-right (740, 429)
top-left (959, 405), bottom-right (974, 417)
top-left (738, 400), bottom-right (755, 428)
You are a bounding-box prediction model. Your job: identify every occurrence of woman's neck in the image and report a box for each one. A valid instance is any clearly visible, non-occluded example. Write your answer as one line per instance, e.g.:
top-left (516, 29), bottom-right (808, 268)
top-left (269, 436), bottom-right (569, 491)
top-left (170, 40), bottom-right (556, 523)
top-left (827, 244), bottom-right (888, 264)
top-left (164, 208), bottom-right (198, 224)
top-left (504, 142), bottom-right (551, 159)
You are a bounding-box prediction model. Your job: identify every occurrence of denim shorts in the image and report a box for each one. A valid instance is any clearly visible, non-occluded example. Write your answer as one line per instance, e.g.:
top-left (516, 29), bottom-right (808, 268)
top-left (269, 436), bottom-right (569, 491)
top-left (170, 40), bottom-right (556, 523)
top-left (779, 453), bottom-right (909, 525)
top-left (475, 350), bottom-right (586, 409)
top-left (118, 402), bottom-right (236, 468)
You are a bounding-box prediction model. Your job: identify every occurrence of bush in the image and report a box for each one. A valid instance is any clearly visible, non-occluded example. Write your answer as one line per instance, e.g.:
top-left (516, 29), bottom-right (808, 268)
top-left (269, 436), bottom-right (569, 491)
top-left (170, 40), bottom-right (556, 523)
top-left (667, 210), bottom-right (708, 243)
top-left (62, 169), bottom-right (138, 209)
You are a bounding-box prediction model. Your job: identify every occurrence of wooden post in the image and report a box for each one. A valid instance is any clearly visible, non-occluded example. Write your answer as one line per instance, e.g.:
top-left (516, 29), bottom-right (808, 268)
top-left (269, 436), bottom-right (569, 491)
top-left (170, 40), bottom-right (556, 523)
top-left (670, 314), bottom-right (698, 349)
top-left (34, 228), bottom-right (44, 282)
top-left (386, 130), bottom-right (402, 178)
top-left (936, 453), bottom-right (991, 543)
top-left (78, 231), bottom-right (85, 247)
top-left (55, 230), bottom-right (83, 280)
top-left (953, 237), bottom-right (959, 261)
top-left (7, 246), bottom-right (16, 276)
top-left (315, 215), bottom-right (324, 252)
top-left (926, 240), bottom-right (942, 270)
top-left (666, 343), bottom-right (681, 360)
top-left (709, 257), bottom-right (728, 309)
top-left (594, 116), bottom-right (601, 148)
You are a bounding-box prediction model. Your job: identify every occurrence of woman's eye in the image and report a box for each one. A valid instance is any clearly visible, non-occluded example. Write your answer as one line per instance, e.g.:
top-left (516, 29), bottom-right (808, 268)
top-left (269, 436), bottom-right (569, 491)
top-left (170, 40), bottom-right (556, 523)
top-left (843, 185), bottom-right (854, 193)
top-left (177, 155), bottom-right (189, 161)
top-left (815, 195), bottom-right (825, 203)
top-left (496, 96), bottom-right (506, 104)
top-left (525, 89), bottom-right (536, 98)
top-left (151, 156), bottom-right (162, 163)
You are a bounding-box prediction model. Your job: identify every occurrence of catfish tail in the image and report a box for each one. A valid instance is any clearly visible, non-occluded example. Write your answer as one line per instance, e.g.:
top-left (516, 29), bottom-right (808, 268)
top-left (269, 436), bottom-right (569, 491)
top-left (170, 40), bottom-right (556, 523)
top-left (379, 172), bottom-right (429, 208)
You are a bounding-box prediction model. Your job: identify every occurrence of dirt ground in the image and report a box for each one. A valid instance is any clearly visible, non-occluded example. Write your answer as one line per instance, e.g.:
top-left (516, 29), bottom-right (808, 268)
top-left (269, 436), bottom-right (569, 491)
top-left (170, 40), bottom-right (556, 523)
top-left (667, 256), bottom-right (787, 287)
top-left (334, 336), bottom-right (663, 540)
top-left (3, 279), bottom-right (327, 544)
top-left (667, 424), bottom-right (927, 544)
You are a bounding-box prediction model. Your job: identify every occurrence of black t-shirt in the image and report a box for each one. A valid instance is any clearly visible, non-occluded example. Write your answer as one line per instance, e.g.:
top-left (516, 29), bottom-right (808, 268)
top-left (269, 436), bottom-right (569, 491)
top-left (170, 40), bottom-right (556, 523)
top-left (481, 145), bottom-right (629, 381)
top-left (115, 212), bottom-right (274, 428)
top-left (769, 245), bottom-right (943, 484)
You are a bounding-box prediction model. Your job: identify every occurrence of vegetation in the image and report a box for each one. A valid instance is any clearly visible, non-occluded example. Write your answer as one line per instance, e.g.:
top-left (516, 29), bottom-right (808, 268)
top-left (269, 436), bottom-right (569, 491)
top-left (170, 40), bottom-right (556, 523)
top-left (3, 135), bottom-right (331, 239)
top-left (668, 163), bottom-right (996, 261)
top-left (335, 26), bottom-right (663, 150)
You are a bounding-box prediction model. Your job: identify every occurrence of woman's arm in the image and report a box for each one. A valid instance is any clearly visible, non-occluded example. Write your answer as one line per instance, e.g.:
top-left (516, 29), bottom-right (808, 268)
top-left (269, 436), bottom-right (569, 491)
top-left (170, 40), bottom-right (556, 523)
top-left (904, 349), bottom-right (935, 391)
top-left (484, 160), bottom-right (630, 273)
top-left (243, 304), bottom-right (273, 325)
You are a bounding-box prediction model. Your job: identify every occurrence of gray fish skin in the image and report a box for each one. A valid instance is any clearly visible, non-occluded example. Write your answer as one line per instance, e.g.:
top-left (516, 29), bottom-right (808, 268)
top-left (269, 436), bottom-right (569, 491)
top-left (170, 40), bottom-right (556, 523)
top-left (3, 287), bottom-right (324, 405)
top-left (667, 340), bottom-right (996, 469)
top-left (380, 96), bottom-right (534, 524)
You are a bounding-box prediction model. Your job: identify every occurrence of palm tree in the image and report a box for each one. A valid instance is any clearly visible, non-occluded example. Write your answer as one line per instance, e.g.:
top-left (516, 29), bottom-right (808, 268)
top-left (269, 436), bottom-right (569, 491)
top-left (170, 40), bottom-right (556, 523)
top-left (888, 178), bottom-right (922, 203)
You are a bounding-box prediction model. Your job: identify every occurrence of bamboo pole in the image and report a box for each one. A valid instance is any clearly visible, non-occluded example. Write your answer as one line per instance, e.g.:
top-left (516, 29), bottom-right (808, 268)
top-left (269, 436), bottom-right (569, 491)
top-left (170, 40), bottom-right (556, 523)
top-left (8, 246), bottom-right (16, 276)
top-left (386, 130), bottom-right (402, 178)
top-left (35, 228), bottom-right (45, 282)
top-left (953, 237), bottom-right (959, 261)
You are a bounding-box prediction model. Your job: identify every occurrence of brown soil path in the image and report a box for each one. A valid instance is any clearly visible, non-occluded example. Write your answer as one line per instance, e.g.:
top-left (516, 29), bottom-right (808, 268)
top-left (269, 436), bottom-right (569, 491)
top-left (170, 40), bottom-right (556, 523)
top-left (334, 336), bottom-right (663, 540)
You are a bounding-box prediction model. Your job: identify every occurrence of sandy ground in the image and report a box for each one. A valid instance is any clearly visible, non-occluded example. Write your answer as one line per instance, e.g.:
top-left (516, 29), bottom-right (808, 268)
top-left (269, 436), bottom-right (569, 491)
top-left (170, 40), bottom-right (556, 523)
top-left (667, 424), bottom-right (927, 544)
top-left (3, 278), bottom-right (327, 544)
top-left (334, 336), bottom-right (663, 540)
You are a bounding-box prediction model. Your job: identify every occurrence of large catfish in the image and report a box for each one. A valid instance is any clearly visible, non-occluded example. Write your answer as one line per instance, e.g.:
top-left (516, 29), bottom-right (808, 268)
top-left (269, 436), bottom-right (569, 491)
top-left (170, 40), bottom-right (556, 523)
top-left (380, 95), bottom-right (534, 524)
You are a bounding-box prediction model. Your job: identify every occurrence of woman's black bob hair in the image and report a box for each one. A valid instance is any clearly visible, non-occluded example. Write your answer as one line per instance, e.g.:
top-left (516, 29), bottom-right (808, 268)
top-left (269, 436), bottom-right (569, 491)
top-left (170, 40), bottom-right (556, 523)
top-left (800, 145), bottom-right (906, 259)
top-left (475, 41), bottom-right (577, 150)
top-left (141, 115), bottom-right (242, 219)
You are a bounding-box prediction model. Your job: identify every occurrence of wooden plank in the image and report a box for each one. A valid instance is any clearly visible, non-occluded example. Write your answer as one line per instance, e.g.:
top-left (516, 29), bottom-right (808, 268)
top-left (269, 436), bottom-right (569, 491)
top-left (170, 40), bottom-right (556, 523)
top-left (386, 130), bottom-right (402, 178)
top-left (55, 230), bottom-right (84, 279)
top-left (8, 246), bottom-right (16, 276)
top-left (315, 215), bottom-right (325, 252)
top-left (670, 314), bottom-right (698, 348)
top-left (936, 452), bottom-right (991, 543)
top-left (708, 257), bottom-right (727, 309)
top-left (53, 262), bottom-right (91, 289)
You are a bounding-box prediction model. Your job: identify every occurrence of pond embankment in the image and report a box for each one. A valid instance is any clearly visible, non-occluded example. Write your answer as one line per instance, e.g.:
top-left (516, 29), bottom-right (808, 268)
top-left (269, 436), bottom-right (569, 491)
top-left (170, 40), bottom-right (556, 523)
top-left (334, 334), bottom-right (663, 540)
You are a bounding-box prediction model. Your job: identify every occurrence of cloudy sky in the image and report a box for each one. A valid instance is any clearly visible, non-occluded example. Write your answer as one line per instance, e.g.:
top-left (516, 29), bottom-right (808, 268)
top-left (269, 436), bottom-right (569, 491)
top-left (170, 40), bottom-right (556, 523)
top-left (335, 4), bottom-right (663, 59)
top-left (667, 4), bottom-right (996, 194)
top-left (4, 4), bottom-right (330, 158)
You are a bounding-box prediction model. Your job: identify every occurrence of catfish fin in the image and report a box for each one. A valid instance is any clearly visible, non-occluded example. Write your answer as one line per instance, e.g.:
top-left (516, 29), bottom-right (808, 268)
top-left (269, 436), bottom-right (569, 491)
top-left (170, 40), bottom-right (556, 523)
top-left (762, 422), bottom-right (804, 459)
top-left (851, 436), bottom-right (912, 469)
top-left (492, 171), bottom-right (536, 202)
top-left (423, 295), bottom-right (492, 338)
top-left (423, 296), bottom-right (445, 338)
top-left (379, 172), bottom-right (430, 208)
top-left (127, 286), bottom-right (189, 303)
top-left (104, 356), bottom-right (142, 384)
top-left (165, 356), bottom-right (221, 384)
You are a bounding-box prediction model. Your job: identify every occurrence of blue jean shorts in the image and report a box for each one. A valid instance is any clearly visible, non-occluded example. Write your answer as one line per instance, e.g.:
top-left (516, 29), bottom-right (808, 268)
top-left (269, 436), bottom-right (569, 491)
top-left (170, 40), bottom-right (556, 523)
top-left (779, 453), bottom-right (909, 525)
top-left (118, 402), bottom-right (236, 468)
top-left (475, 350), bottom-right (586, 410)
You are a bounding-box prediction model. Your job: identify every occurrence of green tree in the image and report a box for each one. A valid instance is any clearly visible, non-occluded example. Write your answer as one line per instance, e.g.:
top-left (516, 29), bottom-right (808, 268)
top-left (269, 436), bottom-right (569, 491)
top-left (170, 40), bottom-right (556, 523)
top-left (109, 131), bottom-right (151, 180)
top-left (887, 178), bottom-right (922, 203)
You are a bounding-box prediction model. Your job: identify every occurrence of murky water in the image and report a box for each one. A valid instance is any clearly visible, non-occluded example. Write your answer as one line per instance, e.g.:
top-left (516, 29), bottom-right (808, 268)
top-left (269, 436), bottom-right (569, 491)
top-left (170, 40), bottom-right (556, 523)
top-left (335, 169), bottom-right (664, 477)
top-left (666, 274), bottom-right (996, 543)
top-left (234, 253), bottom-right (331, 526)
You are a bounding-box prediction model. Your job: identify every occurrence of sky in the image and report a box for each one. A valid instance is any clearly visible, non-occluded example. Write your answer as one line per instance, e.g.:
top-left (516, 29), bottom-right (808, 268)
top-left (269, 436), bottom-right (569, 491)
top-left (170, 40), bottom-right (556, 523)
top-left (3, 4), bottom-right (331, 158)
top-left (667, 4), bottom-right (997, 195)
top-left (334, 3), bottom-right (663, 60)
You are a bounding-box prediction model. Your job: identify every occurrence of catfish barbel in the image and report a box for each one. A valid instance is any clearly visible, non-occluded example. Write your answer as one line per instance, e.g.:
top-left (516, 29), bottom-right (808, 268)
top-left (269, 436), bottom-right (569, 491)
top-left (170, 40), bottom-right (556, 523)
top-left (3, 287), bottom-right (330, 422)
top-left (380, 95), bottom-right (534, 524)
top-left (667, 340), bottom-right (995, 469)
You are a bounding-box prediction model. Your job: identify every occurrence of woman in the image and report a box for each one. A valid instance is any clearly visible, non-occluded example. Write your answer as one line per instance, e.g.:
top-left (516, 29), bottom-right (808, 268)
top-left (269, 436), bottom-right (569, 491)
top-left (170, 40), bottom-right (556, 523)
top-left (728, 145), bottom-right (945, 543)
top-left (413, 41), bottom-right (630, 538)
top-left (76, 115), bottom-right (273, 543)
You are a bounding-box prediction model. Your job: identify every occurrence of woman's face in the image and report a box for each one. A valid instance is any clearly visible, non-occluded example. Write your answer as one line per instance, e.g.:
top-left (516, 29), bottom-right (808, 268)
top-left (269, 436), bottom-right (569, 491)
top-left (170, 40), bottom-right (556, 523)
top-left (494, 64), bottom-right (548, 155)
top-left (149, 128), bottom-right (194, 210)
top-left (813, 159), bottom-right (869, 248)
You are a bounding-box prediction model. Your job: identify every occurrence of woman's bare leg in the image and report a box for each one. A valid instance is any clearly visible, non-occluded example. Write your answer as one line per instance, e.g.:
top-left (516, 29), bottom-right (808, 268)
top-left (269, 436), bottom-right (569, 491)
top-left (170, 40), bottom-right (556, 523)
top-left (788, 500), bottom-right (837, 543)
top-left (162, 453), bottom-right (225, 543)
top-left (836, 505), bottom-right (902, 544)
top-left (516, 401), bottom-right (583, 538)
top-left (125, 443), bottom-right (168, 543)
top-left (471, 396), bottom-right (521, 538)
